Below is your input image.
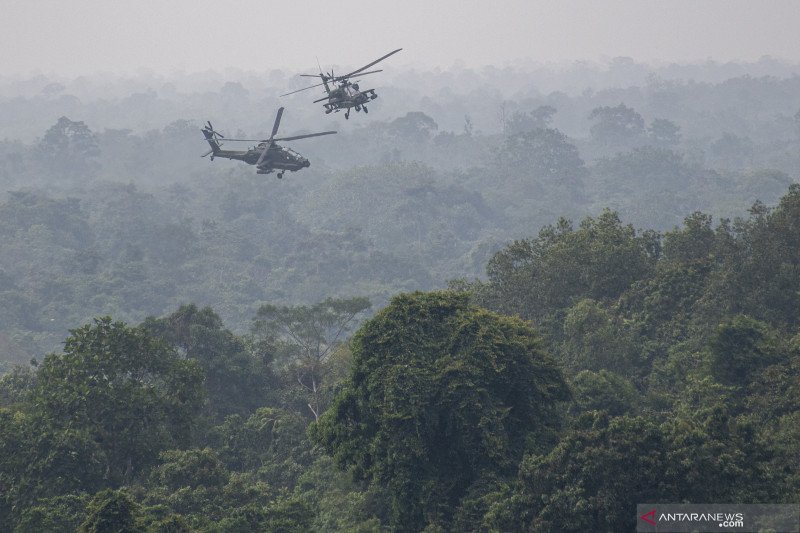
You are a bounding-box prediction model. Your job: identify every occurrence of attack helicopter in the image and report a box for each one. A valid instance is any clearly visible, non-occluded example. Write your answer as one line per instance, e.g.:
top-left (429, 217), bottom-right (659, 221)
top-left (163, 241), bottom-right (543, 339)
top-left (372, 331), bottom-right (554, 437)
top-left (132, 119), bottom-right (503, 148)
top-left (281, 48), bottom-right (402, 119)
top-left (201, 107), bottom-right (335, 178)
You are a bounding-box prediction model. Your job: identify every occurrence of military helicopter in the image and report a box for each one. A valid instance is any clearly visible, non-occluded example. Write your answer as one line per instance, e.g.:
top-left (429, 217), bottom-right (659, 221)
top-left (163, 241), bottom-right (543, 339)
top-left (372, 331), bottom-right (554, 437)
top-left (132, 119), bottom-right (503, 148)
top-left (281, 48), bottom-right (402, 119)
top-left (201, 107), bottom-right (335, 178)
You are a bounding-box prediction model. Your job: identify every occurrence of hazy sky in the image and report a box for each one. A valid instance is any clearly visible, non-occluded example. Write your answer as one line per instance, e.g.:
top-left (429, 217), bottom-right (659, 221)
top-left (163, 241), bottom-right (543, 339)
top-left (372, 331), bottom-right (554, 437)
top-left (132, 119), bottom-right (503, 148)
top-left (3, 0), bottom-right (800, 76)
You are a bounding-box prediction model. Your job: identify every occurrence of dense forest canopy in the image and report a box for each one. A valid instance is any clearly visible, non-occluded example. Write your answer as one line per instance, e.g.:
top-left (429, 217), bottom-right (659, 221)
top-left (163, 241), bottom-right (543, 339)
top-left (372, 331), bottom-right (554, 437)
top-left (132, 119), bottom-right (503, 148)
top-left (2, 61), bottom-right (799, 362)
top-left (1, 59), bottom-right (799, 531)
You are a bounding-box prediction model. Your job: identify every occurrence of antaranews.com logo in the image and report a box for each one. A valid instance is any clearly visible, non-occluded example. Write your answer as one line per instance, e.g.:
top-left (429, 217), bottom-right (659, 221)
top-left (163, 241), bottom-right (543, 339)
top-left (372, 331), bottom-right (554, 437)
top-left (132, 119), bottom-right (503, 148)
top-left (636, 504), bottom-right (799, 532)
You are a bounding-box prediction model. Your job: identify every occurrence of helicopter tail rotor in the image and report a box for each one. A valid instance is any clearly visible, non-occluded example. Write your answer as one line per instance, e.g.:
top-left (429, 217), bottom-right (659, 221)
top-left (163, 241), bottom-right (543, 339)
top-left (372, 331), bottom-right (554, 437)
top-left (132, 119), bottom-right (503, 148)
top-left (201, 121), bottom-right (225, 159)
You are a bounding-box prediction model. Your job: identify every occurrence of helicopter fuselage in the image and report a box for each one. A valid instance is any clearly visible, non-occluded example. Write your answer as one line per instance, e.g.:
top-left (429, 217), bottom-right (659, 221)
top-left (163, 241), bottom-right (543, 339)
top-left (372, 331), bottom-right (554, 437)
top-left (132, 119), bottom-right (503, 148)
top-left (201, 108), bottom-right (333, 177)
top-left (320, 83), bottom-right (378, 117)
top-left (211, 144), bottom-right (310, 174)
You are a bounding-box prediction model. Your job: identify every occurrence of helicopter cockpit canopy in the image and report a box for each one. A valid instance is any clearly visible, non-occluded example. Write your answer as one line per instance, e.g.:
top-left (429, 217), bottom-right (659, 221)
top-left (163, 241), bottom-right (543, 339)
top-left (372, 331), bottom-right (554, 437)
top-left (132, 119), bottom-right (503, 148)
top-left (284, 147), bottom-right (303, 158)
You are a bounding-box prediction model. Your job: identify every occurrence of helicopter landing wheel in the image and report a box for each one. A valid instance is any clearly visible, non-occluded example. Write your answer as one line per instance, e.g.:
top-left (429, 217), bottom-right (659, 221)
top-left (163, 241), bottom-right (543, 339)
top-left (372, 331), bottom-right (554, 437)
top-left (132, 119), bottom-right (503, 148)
top-left (363, 105), bottom-right (368, 113)
top-left (325, 108), bottom-right (332, 114)
top-left (355, 105), bottom-right (361, 112)
top-left (277, 172), bottom-right (284, 179)
top-left (371, 93), bottom-right (377, 100)
top-left (345, 111), bottom-right (350, 120)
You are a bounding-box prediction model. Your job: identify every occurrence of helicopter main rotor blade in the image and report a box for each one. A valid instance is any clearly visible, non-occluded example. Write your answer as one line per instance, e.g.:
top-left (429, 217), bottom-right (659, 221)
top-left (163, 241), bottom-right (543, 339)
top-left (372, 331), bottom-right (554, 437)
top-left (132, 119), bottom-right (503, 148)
top-left (333, 69), bottom-right (382, 81)
top-left (273, 131), bottom-right (337, 142)
top-left (256, 108), bottom-right (283, 167)
top-left (204, 138), bottom-right (266, 142)
top-left (270, 107), bottom-right (284, 139)
top-left (280, 82), bottom-right (326, 97)
top-left (256, 141), bottom-right (272, 167)
top-left (205, 131), bottom-right (337, 143)
top-left (338, 48), bottom-right (401, 79)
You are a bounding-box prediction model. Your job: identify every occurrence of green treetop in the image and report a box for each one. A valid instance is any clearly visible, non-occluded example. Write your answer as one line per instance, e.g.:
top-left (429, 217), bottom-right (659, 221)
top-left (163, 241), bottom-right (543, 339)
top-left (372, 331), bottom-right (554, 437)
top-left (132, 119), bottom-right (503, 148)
top-left (312, 291), bottom-right (569, 531)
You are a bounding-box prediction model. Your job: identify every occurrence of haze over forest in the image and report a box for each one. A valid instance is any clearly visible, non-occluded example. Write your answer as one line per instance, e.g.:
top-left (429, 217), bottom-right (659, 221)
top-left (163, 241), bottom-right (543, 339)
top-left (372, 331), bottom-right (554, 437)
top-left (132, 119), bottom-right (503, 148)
top-left (3, 56), bottom-right (800, 357)
top-left (1, 2), bottom-right (800, 530)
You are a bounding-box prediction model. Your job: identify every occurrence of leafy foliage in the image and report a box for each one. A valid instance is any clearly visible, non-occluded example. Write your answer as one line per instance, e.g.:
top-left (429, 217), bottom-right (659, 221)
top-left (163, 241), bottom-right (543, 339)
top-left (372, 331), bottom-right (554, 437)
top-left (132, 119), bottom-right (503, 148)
top-left (312, 291), bottom-right (569, 530)
top-left (589, 103), bottom-right (646, 146)
top-left (487, 413), bottom-right (669, 532)
top-left (37, 116), bottom-right (100, 179)
top-left (32, 318), bottom-right (205, 484)
top-left (2, 69), bottom-right (800, 529)
top-left (143, 304), bottom-right (274, 420)
top-left (479, 210), bottom-right (658, 322)
top-left (253, 297), bottom-right (370, 420)
top-left (79, 489), bottom-right (141, 533)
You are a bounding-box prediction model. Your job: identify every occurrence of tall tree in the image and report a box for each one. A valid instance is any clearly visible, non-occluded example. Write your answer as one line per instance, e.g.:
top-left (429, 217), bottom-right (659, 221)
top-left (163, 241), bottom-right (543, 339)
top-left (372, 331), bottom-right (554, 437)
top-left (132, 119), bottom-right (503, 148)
top-left (31, 318), bottom-right (205, 486)
top-left (486, 413), bottom-right (670, 532)
top-left (143, 304), bottom-right (274, 420)
top-left (480, 210), bottom-right (659, 321)
top-left (505, 105), bottom-right (557, 134)
top-left (648, 118), bottom-right (681, 146)
top-left (37, 116), bottom-right (100, 178)
top-left (500, 127), bottom-right (587, 192)
top-left (253, 297), bottom-right (370, 421)
top-left (78, 489), bottom-right (141, 533)
top-left (589, 103), bottom-right (646, 146)
top-left (312, 291), bottom-right (569, 531)
top-left (707, 315), bottom-right (781, 387)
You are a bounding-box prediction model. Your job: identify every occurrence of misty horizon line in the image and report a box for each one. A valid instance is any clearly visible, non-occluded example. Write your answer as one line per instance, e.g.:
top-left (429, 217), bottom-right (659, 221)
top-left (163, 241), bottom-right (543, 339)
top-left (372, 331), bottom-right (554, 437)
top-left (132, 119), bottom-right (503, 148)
top-left (3, 54), bottom-right (800, 83)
